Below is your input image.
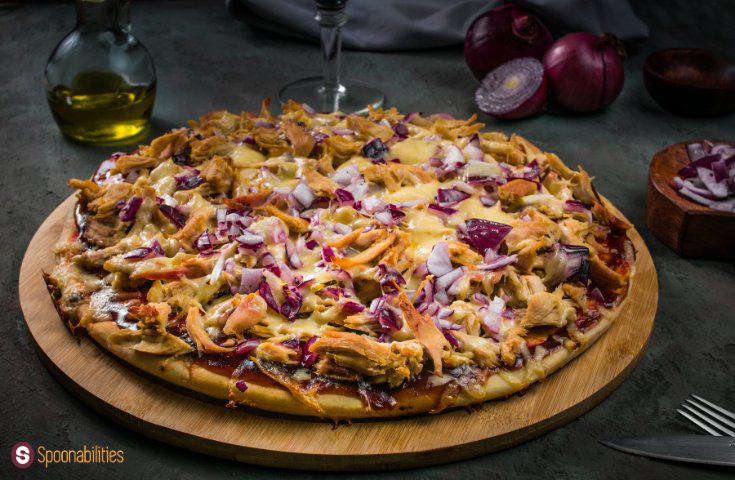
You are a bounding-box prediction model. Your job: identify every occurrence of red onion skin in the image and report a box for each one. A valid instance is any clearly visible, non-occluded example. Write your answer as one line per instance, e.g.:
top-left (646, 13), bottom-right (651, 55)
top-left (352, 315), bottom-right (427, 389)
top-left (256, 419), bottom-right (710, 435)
top-left (543, 33), bottom-right (625, 113)
top-left (465, 5), bottom-right (553, 81)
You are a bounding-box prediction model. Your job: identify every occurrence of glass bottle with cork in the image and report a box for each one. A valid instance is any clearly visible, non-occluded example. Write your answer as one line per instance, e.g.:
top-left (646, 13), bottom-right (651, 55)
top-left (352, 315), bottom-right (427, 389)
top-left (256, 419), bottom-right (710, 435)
top-left (44, 0), bottom-right (156, 144)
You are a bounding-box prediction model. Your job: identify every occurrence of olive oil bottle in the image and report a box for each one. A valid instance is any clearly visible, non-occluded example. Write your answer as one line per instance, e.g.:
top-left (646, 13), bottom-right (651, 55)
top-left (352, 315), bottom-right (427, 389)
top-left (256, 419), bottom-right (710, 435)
top-left (48, 71), bottom-right (155, 143)
top-left (44, 0), bottom-right (156, 144)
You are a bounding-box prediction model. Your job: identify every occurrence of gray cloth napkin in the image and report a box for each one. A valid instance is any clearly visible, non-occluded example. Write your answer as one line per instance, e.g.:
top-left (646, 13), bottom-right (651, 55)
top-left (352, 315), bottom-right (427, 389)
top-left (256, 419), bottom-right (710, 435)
top-left (227, 0), bottom-right (648, 51)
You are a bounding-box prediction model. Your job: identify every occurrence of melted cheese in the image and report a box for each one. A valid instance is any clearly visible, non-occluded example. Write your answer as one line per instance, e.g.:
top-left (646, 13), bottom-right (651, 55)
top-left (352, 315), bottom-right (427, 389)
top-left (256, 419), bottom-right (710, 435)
top-left (383, 182), bottom-right (439, 204)
top-left (388, 138), bottom-right (439, 165)
top-left (230, 145), bottom-right (266, 167)
top-left (405, 209), bottom-right (454, 262)
top-left (452, 198), bottom-right (515, 225)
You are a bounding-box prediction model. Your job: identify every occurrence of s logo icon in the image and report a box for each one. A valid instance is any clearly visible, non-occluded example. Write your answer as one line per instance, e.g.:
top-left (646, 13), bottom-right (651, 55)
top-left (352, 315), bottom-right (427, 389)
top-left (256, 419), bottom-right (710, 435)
top-left (11, 442), bottom-right (34, 469)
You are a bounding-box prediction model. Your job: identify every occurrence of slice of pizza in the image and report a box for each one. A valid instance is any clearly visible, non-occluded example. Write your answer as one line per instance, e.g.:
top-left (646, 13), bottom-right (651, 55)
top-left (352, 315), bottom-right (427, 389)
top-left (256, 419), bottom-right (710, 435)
top-left (44, 100), bottom-right (635, 419)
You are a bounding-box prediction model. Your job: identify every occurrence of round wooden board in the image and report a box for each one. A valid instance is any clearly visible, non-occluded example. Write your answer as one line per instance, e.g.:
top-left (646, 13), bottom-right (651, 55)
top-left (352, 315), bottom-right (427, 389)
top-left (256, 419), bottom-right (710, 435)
top-left (19, 195), bottom-right (658, 471)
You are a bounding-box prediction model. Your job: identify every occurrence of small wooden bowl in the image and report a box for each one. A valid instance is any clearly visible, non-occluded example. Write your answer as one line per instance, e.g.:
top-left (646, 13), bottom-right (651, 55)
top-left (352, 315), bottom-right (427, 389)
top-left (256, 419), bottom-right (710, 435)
top-left (646, 141), bottom-right (735, 259)
top-left (643, 48), bottom-right (735, 117)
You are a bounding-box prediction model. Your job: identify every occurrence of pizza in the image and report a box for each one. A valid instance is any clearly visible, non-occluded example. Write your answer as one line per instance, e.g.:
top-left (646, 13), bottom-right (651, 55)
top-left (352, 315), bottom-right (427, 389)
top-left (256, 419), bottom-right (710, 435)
top-left (45, 100), bottom-right (635, 420)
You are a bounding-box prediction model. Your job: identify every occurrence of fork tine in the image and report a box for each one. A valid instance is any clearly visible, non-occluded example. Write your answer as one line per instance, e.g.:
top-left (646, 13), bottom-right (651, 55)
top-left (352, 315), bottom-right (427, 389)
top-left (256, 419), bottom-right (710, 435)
top-left (677, 408), bottom-right (722, 436)
top-left (680, 404), bottom-right (735, 436)
top-left (686, 398), bottom-right (735, 431)
top-left (689, 395), bottom-right (735, 421)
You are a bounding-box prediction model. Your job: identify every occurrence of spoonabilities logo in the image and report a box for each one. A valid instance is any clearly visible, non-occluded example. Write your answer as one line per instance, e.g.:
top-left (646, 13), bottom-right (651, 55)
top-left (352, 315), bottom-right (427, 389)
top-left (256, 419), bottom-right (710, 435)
top-left (11, 442), bottom-right (34, 469)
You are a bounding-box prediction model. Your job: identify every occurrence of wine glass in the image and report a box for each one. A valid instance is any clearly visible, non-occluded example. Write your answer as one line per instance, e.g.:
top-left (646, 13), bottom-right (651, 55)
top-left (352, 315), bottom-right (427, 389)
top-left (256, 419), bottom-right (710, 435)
top-left (278, 0), bottom-right (384, 114)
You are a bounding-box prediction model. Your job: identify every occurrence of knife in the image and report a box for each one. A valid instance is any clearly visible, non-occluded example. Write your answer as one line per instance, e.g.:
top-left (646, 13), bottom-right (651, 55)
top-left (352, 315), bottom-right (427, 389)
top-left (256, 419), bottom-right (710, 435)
top-left (600, 435), bottom-right (735, 466)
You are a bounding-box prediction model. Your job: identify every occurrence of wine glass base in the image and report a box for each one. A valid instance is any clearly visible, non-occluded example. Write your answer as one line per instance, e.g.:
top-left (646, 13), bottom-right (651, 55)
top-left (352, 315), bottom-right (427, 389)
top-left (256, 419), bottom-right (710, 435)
top-left (278, 77), bottom-right (384, 114)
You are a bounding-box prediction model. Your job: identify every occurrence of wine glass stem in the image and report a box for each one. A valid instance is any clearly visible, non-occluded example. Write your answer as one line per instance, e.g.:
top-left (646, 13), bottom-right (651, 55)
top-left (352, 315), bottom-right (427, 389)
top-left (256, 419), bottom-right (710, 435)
top-left (316, 4), bottom-right (347, 96)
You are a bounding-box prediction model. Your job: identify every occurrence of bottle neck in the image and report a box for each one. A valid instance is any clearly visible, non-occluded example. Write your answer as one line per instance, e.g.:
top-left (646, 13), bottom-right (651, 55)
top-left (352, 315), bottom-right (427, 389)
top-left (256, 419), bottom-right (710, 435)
top-left (76, 0), bottom-right (131, 32)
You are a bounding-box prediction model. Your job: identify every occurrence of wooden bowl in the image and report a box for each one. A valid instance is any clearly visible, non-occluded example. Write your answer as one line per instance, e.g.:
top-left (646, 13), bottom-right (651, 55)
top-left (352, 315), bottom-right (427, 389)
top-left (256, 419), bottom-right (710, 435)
top-left (646, 141), bottom-right (735, 259)
top-left (643, 49), bottom-right (735, 117)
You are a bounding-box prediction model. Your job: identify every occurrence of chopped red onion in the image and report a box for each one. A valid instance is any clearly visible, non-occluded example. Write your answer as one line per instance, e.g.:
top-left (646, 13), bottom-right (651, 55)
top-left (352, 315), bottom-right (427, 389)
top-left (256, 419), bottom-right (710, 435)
top-left (463, 218), bottom-right (512, 254)
top-left (334, 188), bottom-right (355, 206)
top-left (479, 195), bottom-right (496, 207)
top-left (240, 268), bottom-right (263, 294)
top-left (427, 203), bottom-right (458, 218)
top-left (157, 203), bottom-right (186, 228)
top-left (292, 182), bottom-right (316, 209)
top-left (235, 380), bottom-right (248, 392)
top-left (196, 231), bottom-right (213, 253)
top-left (341, 301), bottom-right (365, 314)
top-left (477, 254), bottom-right (517, 271)
top-left (331, 127), bottom-right (354, 136)
top-left (301, 336), bottom-right (319, 366)
top-left (362, 138), bottom-right (389, 159)
top-left (331, 165), bottom-right (360, 185)
top-left (427, 242), bottom-right (453, 276)
top-left (436, 188), bottom-right (471, 206)
top-left (236, 231), bottom-right (265, 250)
top-left (234, 338), bottom-right (261, 356)
top-left (118, 196), bottom-right (142, 221)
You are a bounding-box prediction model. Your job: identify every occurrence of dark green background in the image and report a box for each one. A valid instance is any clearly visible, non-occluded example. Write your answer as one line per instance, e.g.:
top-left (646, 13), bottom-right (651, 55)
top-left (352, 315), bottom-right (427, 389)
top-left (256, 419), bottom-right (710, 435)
top-left (1, 1), bottom-right (733, 478)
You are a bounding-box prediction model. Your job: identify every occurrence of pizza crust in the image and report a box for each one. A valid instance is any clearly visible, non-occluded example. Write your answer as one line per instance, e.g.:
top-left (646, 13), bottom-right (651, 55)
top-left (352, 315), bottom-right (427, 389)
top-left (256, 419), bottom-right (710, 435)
top-left (82, 289), bottom-right (624, 420)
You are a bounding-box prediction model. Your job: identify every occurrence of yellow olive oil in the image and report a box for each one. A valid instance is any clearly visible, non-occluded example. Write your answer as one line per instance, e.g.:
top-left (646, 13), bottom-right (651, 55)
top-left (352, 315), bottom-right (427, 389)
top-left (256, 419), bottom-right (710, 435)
top-left (47, 70), bottom-right (155, 144)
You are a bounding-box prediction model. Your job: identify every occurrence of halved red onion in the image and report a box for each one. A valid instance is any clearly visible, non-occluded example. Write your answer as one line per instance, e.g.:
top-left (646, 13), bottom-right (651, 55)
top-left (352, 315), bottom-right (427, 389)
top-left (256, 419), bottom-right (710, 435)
top-left (475, 57), bottom-right (548, 119)
top-left (427, 242), bottom-right (453, 276)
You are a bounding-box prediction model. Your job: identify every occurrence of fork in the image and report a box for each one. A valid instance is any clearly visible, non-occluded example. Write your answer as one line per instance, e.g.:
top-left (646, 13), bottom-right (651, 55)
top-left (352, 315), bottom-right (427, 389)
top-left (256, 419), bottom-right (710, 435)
top-left (676, 394), bottom-right (735, 436)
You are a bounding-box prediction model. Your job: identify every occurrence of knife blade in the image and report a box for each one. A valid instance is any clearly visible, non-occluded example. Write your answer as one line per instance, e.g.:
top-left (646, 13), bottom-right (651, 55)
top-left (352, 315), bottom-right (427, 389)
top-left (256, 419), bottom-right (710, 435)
top-left (600, 435), bottom-right (735, 466)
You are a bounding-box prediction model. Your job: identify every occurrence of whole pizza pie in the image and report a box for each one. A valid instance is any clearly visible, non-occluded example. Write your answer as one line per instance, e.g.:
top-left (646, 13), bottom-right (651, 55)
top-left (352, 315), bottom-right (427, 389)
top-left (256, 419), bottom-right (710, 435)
top-left (45, 100), bottom-right (635, 419)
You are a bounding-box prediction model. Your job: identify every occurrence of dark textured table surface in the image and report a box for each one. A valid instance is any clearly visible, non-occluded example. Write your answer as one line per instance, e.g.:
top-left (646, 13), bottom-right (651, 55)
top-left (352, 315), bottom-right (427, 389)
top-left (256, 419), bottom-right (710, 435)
top-left (2, 1), bottom-right (734, 478)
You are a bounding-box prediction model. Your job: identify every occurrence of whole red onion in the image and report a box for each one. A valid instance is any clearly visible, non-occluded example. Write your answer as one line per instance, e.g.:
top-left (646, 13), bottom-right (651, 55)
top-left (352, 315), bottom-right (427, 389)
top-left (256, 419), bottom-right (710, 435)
top-left (543, 33), bottom-right (626, 113)
top-left (465, 5), bottom-right (553, 81)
